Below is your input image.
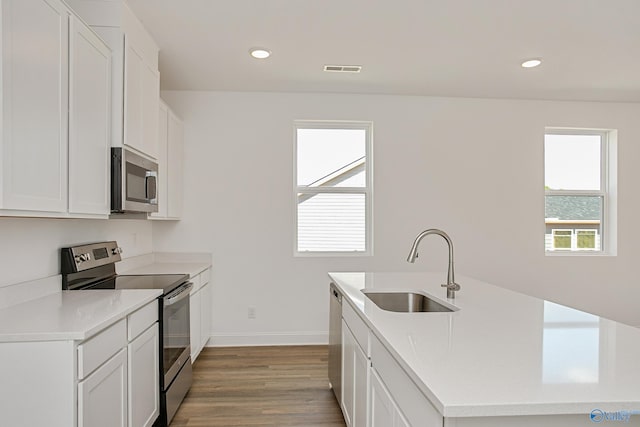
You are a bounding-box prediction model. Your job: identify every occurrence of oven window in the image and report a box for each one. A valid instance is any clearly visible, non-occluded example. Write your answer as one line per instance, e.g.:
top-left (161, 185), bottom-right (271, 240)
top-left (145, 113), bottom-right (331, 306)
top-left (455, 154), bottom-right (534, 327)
top-left (163, 292), bottom-right (190, 375)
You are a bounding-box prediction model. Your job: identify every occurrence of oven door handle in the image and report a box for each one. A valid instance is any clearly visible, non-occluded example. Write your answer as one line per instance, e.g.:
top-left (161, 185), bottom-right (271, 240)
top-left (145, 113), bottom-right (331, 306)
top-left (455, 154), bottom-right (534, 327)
top-left (164, 282), bottom-right (193, 306)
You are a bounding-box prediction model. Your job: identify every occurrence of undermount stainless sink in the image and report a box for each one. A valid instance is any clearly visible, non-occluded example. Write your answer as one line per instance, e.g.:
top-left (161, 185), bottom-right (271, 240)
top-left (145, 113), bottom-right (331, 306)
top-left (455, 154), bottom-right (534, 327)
top-left (363, 291), bottom-right (455, 313)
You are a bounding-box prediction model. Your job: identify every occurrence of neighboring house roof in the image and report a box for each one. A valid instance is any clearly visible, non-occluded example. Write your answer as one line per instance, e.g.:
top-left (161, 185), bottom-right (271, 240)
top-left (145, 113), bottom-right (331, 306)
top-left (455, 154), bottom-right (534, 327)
top-left (298, 156), bottom-right (365, 204)
top-left (545, 195), bottom-right (600, 221)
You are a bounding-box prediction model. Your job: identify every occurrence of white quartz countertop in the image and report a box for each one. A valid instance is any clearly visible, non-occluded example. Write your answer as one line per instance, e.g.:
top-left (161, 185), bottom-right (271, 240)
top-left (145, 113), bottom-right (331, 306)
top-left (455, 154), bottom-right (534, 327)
top-left (0, 289), bottom-right (161, 342)
top-left (120, 262), bottom-right (210, 278)
top-left (329, 272), bottom-right (640, 418)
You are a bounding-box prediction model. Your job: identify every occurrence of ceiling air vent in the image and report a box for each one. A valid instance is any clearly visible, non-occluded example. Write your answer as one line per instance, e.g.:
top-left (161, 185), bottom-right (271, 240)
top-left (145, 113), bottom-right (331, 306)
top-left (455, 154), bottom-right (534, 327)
top-left (324, 65), bottom-right (362, 73)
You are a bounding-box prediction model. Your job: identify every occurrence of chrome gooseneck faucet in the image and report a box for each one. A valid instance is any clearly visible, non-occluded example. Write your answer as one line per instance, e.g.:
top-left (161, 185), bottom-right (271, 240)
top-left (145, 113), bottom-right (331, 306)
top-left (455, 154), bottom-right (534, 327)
top-left (407, 229), bottom-right (461, 299)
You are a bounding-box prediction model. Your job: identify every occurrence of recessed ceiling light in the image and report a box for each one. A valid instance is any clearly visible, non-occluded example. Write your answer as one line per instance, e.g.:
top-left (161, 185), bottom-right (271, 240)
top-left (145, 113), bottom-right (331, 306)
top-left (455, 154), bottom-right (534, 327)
top-left (249, 48), bottom-right (271, 59)
top-left (521, 59), bottom-right (542, 68)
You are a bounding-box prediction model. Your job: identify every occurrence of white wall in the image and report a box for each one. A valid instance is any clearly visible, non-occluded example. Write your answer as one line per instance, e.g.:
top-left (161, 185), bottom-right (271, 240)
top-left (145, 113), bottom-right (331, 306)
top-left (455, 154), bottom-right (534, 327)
top-left (153, 91), bottom-right (640, 345)
top-left (0, 218), bottom-right (152, 288)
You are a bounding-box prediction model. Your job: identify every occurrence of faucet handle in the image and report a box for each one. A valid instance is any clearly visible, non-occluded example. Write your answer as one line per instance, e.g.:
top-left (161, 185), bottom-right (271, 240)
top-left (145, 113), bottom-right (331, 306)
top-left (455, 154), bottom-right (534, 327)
top-left (441, 283), bottom-right (461, 291)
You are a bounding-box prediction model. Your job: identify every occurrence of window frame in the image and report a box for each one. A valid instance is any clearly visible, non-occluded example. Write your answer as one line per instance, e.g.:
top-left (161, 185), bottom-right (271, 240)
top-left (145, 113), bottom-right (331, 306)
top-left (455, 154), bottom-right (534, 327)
top-left (293, 121), bottom-right (373, 256)
top-left (544, 128), bottom-right (610, 255)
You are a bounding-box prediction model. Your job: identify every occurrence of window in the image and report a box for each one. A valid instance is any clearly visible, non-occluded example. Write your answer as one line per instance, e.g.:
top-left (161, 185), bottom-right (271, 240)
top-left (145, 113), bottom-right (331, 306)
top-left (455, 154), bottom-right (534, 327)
top-left (294, 122), bottom-right (372, 254)
top-left (551, 229), bottom-right (598, 251)
top-left (544, 129), bottom-right (615, 254)
top-left (552, 229), bottom-right (572, 249)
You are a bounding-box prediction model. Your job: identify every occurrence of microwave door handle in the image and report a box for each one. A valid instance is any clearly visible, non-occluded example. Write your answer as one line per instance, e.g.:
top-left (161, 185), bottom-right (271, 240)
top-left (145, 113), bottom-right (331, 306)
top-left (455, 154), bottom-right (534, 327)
top-left (145, 171), bottom-right (157, 201)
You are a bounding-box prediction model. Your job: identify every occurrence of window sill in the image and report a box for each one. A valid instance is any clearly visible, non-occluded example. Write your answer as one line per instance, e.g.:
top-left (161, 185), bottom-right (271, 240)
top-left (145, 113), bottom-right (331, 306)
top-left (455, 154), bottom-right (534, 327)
top-left (294, 250), bottom-right (372, 257)
top-left (545, 251), bottom-right (615, 257)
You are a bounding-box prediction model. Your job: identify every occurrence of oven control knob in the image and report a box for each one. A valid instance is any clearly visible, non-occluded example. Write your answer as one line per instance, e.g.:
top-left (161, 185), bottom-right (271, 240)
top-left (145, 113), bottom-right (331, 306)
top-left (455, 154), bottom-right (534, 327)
top-left (112, 247), bottom-right (123, 255)
top-left (75, 253), bottom-right (91, 263)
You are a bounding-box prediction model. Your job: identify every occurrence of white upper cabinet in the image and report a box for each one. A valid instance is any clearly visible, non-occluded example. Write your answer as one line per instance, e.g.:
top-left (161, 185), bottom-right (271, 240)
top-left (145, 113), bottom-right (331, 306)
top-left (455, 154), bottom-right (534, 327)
top-left (167, 108), bottom-right (184, 218)
top-left (124, 38), bottom-right (159, 159)
top-left (153, 101), bottom-right (169, 218)
top-left (124, 40), bottom-right (144, 157)
top-left (151, 100), bottom-right (183, 220)
top-left (67, 0), bottom-right (160, 160)
top-left (1, 0), bottom-right (112, 218)
top-left (141, 59), bottom-right (160, 159)
top-left (68, 15), bottom-right (111, 215)
top-left (1, 0), bottom-right (69, 213)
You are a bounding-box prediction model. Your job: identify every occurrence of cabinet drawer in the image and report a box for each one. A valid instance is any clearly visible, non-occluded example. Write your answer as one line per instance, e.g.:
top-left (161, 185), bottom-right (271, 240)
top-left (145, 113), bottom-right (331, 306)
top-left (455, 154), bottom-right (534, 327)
top-left (78, 319), bottom-right (127, 380)
top-left (371, 336), bottom-right (442, 427)
top-left (128, 300), bottom-right (158, 342)
top-left (343, 301), bottom-right (369, 354)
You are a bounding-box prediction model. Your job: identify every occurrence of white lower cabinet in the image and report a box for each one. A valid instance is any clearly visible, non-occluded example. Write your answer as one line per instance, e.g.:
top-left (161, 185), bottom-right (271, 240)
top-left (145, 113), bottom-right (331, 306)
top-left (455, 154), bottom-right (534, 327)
top-left (189, 268), bottom-right (212, 362)
top-left (0, 299), bottom-right (159, 427)
top-left (342, 321), bottom-right (355, 426)
top-left (342, 321), bottom-right (368, 427)
top-left (189, 281), bottom-right (202, 360)
top-left (353, 342), bottom-right (369, 426)
top-left (341, 302), bottom-right (369, 427)
top-left (128, 323), bottom-right (160, 427)
top-left (370, 336), bottom-right (443, 427)
top-left (78, 348), bottom-right (128, 427)
top-left (370, 369), bottom-right (409, 427)
top-left (200, 276), bottom-right (212, 350)
top-left (339, 299), bottom-right (443, 427)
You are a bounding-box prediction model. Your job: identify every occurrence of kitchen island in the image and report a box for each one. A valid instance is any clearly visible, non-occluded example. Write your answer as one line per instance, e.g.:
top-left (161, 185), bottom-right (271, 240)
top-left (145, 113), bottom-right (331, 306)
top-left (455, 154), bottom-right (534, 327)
top-left (329, 272), bottom-right (640, 426)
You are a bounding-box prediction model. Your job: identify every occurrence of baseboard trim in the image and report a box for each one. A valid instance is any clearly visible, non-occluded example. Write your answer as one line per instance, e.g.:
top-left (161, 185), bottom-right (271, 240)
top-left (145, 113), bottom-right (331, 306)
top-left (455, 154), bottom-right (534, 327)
top-left (207, 332), bottom-right (329, 347)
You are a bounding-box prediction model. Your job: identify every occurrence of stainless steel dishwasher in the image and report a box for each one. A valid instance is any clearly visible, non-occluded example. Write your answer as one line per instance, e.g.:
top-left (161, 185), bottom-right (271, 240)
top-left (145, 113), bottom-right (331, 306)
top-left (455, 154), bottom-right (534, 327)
top-left (328, 283), bottom-right (342, 403)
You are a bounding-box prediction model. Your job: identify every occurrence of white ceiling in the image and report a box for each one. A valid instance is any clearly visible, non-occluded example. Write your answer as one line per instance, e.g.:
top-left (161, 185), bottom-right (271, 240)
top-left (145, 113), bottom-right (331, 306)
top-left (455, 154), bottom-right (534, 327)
top-left (127, 0), bottom-right (640, 102)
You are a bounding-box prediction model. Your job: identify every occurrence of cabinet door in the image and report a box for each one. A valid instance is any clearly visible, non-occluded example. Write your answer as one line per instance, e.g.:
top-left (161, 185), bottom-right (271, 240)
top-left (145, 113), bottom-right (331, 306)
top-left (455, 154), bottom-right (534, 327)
top-left (354, 343), bottom-right (368, 427)
top-left (1, 0), bottom-right (68, 212)
top-left (78, 348), bottom-right (127, 427)
top-left (123, 36), bottom-right (159, 160)
top-left (370, 369), bottom-right (411, 427)
top-left (200, 281), bottom-right (212, 349)
top-left (68, 15), bottom-right (111, 215)
top-left (123, 38), bottom-right (143, 154)
top-left (341, 320), bottom-right (355, 426)
top-left (190, 287), bottom-right (202, 361)
top-left (167, 109), bottom-right (184, 218)
top-left (343, 321), bottom-right (368, 427)
top-left (370, 369), bottom-right (394, 427)
top-left (141, 62), bottom-right (160, 159)
top-left (151, 102), bottom-right (169, 218)
top-left (128, 323), bottom-right (160, 427)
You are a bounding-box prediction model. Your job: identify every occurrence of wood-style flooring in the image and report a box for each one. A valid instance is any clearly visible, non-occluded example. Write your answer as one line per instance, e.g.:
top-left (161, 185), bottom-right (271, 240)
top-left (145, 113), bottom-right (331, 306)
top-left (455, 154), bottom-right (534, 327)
top-left (170, 345), bottom-right (347, 427)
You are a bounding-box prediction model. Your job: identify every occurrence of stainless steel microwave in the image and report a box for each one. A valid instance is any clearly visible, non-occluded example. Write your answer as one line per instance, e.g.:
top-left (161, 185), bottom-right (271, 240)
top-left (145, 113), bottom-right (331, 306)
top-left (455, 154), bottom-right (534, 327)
top-left (111, 147), bottom-right (158, 213)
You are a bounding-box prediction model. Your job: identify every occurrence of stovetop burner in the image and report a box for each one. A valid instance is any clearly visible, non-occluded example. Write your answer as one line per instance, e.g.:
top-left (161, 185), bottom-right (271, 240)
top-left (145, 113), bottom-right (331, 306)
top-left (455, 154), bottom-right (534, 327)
top-left (84, 273), bottom-right (189, 294)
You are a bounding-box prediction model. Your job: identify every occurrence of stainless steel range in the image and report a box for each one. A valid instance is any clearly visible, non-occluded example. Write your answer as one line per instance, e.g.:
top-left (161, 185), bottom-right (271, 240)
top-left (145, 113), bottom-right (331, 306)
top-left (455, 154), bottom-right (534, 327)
top-left (61, 241), bottom-right (192, 427)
